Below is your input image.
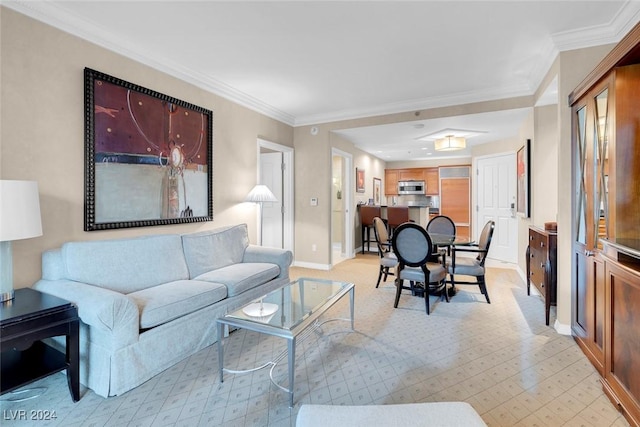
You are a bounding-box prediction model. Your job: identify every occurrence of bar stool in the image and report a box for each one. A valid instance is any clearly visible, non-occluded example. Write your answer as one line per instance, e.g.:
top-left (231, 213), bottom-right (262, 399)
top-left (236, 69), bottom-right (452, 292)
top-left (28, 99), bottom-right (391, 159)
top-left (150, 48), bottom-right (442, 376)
top-left (359, 206), bottom-right (381, 253)
top-left (386, 206), bottom-right (410, 238)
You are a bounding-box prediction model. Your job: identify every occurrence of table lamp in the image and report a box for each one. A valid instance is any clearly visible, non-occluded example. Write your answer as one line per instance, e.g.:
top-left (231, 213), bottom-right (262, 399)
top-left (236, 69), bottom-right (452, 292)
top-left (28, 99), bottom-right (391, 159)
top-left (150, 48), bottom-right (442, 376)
top-left (0, 180), bottom-right (43, 303)
top-left (244, 184), bottom-right (277, 246)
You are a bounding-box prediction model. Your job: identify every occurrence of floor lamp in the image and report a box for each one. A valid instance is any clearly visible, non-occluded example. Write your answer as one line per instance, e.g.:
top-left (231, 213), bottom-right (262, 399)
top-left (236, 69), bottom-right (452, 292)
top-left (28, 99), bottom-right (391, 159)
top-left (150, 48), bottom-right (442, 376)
top-left (245, 184), bottom-right (277, 246)
top-left (1, 180), bottom-right (43, 303)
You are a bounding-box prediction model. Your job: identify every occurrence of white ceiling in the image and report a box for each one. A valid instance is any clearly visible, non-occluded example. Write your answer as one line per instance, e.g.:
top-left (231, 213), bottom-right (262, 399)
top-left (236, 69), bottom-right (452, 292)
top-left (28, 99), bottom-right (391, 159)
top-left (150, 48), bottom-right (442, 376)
top-left (6, 1), bottom-right (640, 161)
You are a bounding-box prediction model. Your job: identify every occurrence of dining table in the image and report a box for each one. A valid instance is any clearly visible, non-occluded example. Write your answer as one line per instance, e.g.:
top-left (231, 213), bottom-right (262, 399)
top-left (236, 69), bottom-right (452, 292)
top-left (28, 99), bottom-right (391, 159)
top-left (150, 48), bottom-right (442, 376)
top-left (426, 232), bottom-right (475, 297)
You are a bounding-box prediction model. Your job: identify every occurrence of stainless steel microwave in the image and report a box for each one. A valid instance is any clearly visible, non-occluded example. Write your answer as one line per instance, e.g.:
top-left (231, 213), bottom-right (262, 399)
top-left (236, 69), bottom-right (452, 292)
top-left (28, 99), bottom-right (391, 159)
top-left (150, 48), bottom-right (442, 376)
top-left (398, 180), bottom-right (426, 195)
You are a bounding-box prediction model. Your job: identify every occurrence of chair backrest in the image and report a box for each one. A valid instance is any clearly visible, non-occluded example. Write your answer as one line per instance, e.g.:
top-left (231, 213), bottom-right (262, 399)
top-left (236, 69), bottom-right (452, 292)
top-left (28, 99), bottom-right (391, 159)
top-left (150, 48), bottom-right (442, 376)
top-left (476, 220), bottom-right (495, 265)
top-left (391, 222), bottom-right (435, 267)
top-left (386, 206), bottom-right (410, 227)
top-left (426, 215), bottom-right (456, 236)
top-left (360, 206), bottom-right (381, 227)
top-left (372, 216), bottom-right (390, 254)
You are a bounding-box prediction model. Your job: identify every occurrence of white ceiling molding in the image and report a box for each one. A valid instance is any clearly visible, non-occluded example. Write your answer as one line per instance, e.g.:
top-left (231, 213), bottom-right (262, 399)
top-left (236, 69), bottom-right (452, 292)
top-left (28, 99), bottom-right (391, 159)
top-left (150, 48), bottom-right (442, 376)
top-left (293, 83), bottom-right (534, 127)
top-left (4, 1), bottom-right (639, 129)
top-left (552, 1), bottom-right (640, 51)
top-left (3, 0), bottom-right (296, 126)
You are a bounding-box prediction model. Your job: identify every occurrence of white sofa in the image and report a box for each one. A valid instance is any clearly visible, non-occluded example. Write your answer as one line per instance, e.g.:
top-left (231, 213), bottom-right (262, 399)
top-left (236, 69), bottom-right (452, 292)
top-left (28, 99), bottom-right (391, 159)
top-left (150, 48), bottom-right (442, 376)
top-left (33, 224), bottom-right (292, 397)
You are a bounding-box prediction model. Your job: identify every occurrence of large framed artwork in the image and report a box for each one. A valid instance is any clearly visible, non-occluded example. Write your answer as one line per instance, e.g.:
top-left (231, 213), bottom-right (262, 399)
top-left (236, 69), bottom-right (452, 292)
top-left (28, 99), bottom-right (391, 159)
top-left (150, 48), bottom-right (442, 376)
top-left (516, 139), bottom-right (531, 218)
top-left (84, 68), bottom-right (213, 231)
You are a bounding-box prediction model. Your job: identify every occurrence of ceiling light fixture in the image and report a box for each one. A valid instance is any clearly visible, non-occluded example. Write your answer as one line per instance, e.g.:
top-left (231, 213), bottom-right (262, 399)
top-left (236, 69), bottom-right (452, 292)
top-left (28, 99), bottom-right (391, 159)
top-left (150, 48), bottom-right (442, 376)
top-left (434, 135), bottom-right (466, 151)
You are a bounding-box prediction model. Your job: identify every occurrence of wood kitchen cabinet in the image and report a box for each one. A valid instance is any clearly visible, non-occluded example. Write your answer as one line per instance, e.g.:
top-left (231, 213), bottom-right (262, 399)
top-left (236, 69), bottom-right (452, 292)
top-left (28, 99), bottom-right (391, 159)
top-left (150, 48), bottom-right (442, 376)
top-left (398, 168), bottom-right (424, 181)
top-left (526, 226), bottom-right (557, 326)
top-left (570, 21), bottom-right (640, 427)
top-left (384, 169), bottom-right (398, 195)
top-left (423, 168), bottom-right (439, 195)
top-left (439, 166), bottom-right (470, 239)
top-left (385, 167), bottom-right (439, 196)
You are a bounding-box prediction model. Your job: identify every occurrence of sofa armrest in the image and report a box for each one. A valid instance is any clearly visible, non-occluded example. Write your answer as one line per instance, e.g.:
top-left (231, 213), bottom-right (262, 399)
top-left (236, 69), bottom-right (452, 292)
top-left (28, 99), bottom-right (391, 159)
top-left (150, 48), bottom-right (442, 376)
top-left (32, 279), bottom-right (139, 349)
top-left (243, 245), bottom-right (293, 279)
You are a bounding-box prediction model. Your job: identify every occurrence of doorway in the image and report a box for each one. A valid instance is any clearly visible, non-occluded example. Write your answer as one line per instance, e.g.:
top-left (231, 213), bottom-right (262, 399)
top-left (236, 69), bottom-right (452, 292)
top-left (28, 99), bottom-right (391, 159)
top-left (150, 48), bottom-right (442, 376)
top-left (258, 139), bottom-right (294, 252)
top-left (331, 148), bottom-right (354, 266)
top-left (475, 152), bottom-right (518, 263)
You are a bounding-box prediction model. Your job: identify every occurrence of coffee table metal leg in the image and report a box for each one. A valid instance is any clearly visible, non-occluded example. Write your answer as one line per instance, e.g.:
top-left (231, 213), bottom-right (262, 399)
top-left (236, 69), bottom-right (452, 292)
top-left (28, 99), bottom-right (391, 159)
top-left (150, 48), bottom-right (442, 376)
top-left (349, 287), bottom-right (355, 330)
top-left (217, 321), bottom-right (224, 383)
top-left (288, 337), bottom-right (296, 408)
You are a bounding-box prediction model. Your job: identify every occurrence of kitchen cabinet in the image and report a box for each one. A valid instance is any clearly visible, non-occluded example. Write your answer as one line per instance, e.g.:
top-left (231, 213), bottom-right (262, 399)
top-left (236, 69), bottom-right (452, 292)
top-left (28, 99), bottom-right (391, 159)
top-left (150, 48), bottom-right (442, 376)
top-left (423, 168), bottom-right (439, 195)
top-left (384, 169), bottom-right (398, 196)
top-left (570, 21), bottom-right (640, 427)
top-left (439, 166), bottom-right (470, 239)
top-left (384, 167), bottom-right (440, 196)
top-left (398, 168), bottom-right (424, 181)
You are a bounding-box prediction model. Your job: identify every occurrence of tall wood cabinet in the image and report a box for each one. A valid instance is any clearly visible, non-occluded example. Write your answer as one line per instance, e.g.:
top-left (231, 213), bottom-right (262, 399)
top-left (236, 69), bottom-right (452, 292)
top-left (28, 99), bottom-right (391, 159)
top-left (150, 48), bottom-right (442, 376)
top-left (570, 22), bottom-right (640, 427)
top-left (439, 166), bottom-right (471, 239)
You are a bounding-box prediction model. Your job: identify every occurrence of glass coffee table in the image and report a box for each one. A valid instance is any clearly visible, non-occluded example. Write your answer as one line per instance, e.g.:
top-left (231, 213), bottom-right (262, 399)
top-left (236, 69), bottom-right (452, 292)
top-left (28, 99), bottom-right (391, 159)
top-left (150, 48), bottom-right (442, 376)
top-left (216, 277), bottom-right (354, 407)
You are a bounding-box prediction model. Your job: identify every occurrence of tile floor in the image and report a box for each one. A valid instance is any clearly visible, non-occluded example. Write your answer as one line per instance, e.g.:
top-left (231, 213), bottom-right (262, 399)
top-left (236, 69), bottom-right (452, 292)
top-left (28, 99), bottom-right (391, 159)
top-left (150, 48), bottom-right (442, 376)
top-left (0, 254), bottom-right (631, 426)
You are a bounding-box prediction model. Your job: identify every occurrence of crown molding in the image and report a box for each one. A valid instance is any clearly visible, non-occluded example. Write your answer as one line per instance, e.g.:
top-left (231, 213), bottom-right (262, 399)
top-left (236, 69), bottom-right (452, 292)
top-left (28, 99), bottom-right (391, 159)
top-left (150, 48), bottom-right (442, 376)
top-left (294, 84), bottom-right (533, 127)
top-left (4, 0), bottom-right (639, 128)
top-left (552, 1), bottom-right (640, 51)
top-left (2, 0), bottom-right (296, 126)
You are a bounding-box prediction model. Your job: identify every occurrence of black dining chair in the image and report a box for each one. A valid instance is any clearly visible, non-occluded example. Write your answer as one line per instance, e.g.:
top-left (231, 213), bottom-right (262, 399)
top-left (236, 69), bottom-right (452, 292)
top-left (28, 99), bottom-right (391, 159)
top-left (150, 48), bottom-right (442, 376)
top-left (391, 222), bottom-right (448, 315)
top-left (426, 215), bottom-right (456, 260)
top-left (447, 220), bottom-right (495, 303)
top-left (372, 216), bottom-right (397, 288)
top-left (426, 215), bottom-right (456, 236)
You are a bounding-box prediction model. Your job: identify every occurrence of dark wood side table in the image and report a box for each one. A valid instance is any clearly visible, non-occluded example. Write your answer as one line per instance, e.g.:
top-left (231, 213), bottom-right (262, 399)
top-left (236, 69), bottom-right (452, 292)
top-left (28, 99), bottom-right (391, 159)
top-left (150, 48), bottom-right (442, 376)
top-left (526, 226), bottom-right (558, 326)
top-left (1, 288), bottom-right (80, 402)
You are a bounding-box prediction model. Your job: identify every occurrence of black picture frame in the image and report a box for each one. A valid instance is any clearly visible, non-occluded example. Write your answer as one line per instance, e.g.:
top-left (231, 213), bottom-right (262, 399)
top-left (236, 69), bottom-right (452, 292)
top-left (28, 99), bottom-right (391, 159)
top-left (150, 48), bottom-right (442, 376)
top-left (84, 68), bottom-right (213, 231)
top-left (517, 139), bottom-right (531, 218)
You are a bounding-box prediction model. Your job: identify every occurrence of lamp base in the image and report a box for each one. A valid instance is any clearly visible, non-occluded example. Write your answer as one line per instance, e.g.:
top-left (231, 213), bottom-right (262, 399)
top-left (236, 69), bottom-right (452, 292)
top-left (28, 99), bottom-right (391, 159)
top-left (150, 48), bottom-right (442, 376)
top-left (0, 289), bottom-right (14, 303)
top-left (0, 240), bottom-right (15, 303)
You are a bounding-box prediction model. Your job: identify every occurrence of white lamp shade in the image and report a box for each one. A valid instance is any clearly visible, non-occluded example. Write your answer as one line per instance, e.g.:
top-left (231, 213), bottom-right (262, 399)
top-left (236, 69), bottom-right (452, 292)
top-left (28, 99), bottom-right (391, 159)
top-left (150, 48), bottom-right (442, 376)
top-left (0, 180), bottom-right (43, 242)
top-left (434, 136), bottom-right (466, 151)
top-left (244, 185), bottom-right (278, 203)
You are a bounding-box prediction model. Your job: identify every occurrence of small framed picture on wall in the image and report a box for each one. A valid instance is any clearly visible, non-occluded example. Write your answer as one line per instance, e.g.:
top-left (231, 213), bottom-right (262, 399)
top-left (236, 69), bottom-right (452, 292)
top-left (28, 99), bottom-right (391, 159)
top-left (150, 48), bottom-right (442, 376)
top-left (373, 177), bottom-right (381, 205)
top-left (356, 168), bottom-right (365, 193)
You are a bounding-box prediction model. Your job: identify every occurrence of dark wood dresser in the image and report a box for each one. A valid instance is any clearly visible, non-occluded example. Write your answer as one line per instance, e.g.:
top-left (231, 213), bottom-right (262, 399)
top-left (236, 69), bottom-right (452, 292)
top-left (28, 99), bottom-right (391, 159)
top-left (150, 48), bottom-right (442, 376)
top-left (526, 226), bottom-right (557, 326)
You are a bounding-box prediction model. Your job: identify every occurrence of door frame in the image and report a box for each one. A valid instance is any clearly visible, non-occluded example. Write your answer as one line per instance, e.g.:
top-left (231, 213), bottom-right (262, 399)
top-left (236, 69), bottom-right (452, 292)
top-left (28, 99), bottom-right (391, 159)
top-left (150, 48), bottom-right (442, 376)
top-left (257, 138), bottom-right (294, 253)
top-left (331, 148), bottom-right (354, 264)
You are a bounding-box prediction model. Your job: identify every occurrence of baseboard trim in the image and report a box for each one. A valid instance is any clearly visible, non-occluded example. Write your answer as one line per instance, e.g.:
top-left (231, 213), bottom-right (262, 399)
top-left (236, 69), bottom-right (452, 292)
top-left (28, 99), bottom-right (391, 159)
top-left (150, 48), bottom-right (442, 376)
top-left (554, 319), bottom-right (572, 336)
top-left (292, 260), bottom-right (332, 271)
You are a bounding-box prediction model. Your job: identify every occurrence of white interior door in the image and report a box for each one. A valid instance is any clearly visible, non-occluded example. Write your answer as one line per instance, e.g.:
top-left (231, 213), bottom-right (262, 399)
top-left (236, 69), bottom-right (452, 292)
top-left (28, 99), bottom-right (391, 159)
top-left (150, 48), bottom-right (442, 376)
top-left (331, 148), bottom-right (354, 264)
top-left (260, 152), bottom-right (283, 248)
top-left (476, 153), bottom-right (517, 263)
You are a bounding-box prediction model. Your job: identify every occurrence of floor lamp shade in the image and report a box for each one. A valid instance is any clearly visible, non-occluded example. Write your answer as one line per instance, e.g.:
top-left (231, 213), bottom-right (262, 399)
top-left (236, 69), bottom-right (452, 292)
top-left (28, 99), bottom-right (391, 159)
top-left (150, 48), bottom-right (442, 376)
top-left (245, 185), bottom-right (277, 245)
top-left (0, 180), bottom-right (43, 302)
top-left (244, 185), bottom-right (278, 203)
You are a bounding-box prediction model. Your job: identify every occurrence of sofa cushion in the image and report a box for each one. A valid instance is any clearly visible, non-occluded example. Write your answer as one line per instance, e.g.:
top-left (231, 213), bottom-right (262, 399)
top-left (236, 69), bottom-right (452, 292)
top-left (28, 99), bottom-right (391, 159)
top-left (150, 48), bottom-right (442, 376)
top-left (127, 280), bottom-right (227, 329)
top-left (194, 263), bottom-right (280, 297)
top-left (62, 235), bottom-right (190, 294)
top-left (182, 224), bottom-right (249, 278)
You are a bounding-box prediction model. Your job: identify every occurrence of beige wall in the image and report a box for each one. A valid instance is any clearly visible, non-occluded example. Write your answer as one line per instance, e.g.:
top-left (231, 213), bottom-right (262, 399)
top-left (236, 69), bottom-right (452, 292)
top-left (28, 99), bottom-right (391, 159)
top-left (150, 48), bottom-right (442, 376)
top-left (553, 44), bottom-right (614, 329)
top-left (0, 7), bottom-right (620, 327)
top-left (0, 9), bottom-right (293, 287)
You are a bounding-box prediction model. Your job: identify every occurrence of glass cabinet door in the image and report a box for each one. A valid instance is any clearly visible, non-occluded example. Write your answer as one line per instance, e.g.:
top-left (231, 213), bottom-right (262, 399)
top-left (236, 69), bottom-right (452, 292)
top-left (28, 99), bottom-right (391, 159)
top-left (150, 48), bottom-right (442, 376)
top-left (592, 88), bottom-right (610, 249)
top-left (575, 105), bottom-right (588, 247)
